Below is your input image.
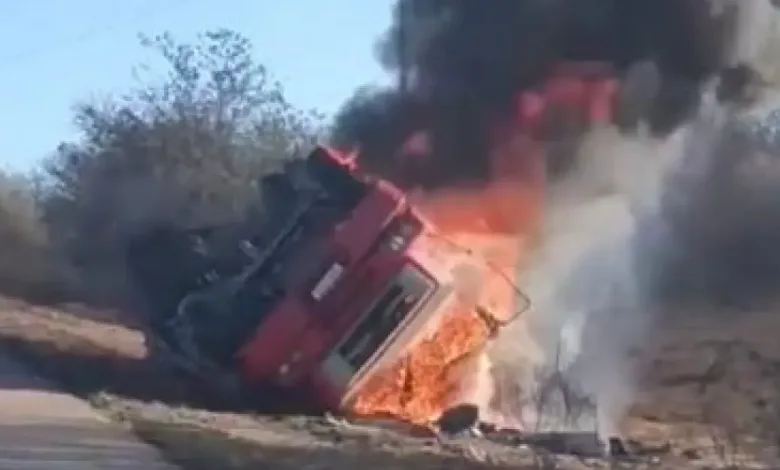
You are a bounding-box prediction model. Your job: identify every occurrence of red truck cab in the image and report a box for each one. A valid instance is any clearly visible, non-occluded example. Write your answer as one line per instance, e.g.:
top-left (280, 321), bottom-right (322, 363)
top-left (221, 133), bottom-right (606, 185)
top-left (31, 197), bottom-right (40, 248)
top-left (236, 146), bottom-right (468, 410)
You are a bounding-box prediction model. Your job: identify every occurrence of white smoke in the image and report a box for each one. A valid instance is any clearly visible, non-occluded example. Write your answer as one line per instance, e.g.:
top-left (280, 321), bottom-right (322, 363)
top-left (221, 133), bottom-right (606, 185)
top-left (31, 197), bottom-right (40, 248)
top-left (526, 125), bottom-right (677, 435)
top-left (485, 2), bottom-right (780, 433)
top-left (488, 88), bottom-right (753, 436)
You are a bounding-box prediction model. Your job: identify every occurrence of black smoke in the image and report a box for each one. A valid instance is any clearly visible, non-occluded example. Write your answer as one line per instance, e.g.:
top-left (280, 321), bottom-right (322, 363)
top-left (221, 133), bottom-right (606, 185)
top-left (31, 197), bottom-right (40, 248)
top-left (331, 0), bottom-right (746, 190)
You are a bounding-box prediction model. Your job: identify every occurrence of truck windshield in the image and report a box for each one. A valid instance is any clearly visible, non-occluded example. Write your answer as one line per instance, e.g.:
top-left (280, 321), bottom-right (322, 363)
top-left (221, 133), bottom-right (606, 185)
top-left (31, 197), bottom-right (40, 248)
top-left (337, 264), bottom-right (435, 372)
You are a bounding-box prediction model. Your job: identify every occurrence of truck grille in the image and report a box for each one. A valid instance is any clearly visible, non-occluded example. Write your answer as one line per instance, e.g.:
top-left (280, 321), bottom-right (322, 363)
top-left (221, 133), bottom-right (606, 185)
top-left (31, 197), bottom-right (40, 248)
top-left (338, 265), bottom-right (433, 371)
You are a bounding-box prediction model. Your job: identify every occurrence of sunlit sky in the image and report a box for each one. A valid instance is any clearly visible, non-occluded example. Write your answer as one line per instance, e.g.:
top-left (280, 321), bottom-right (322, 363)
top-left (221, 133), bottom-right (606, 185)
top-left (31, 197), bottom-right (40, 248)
top-left (0, 0), bottom-right (393, 171)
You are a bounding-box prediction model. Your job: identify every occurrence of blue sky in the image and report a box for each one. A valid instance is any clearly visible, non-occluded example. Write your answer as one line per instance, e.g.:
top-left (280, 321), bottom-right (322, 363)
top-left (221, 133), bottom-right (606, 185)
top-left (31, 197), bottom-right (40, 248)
top-left (0, 0), bottom-right (393, 172)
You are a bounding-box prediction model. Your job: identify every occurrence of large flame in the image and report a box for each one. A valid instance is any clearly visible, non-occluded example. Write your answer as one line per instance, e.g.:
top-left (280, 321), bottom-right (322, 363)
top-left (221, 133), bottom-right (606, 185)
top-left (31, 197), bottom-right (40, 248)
top-left (347, 128), bottom-right (547, 426)
top-left (345, 69), bottom-right (615, 426)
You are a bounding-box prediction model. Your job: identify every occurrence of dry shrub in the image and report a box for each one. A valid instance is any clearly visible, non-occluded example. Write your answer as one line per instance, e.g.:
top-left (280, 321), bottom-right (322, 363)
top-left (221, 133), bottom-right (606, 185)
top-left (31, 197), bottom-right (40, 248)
top-left (0, 172), bottom-right (73, 301)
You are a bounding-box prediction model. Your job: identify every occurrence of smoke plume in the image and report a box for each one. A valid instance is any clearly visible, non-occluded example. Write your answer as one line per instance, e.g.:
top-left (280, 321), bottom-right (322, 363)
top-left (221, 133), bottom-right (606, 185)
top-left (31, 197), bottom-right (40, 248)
top-left (488, 122), bottom-right (679, 433)
top-left (331, 0), bottom-right (780, 435)
top-left (332, 0), bottom-right (755, 190)
top-left (487, 86), bottom-right (780, 435)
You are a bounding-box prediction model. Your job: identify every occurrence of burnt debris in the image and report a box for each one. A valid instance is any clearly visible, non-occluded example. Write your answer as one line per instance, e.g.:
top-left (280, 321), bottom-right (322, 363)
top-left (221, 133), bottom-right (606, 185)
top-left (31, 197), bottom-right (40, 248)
top-left (434, 403), bottom-right (481, 436)
top-left (605, 435), bottom-right (630, 458)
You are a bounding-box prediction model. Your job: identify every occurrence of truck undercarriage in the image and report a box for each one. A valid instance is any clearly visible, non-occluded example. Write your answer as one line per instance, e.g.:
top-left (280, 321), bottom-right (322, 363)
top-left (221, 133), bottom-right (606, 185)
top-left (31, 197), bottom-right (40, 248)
top-left (125, 149), bottom-right (368, 392)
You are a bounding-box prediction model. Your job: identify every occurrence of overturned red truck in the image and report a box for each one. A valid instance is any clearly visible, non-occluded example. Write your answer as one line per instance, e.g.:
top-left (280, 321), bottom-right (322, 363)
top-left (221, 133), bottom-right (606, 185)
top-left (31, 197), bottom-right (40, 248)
top-left (125, 64), bottom-right (620, 422)
top-left (125, 145), bottom-right (525, 415)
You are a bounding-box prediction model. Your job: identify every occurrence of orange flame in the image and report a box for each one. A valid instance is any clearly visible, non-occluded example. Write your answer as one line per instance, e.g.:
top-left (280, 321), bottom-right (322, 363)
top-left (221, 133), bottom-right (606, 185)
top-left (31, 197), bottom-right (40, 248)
top-left (347, 127), bottom-right (546, 426)
top-left (346, 68), bottom-right (615, 426)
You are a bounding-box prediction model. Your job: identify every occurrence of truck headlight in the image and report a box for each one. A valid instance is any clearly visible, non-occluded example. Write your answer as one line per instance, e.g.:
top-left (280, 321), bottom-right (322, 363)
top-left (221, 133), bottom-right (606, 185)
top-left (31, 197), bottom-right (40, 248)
top-left (383, 214), bottom-right (423, 252)
top-left (387, 235), bottom-right (406, 252)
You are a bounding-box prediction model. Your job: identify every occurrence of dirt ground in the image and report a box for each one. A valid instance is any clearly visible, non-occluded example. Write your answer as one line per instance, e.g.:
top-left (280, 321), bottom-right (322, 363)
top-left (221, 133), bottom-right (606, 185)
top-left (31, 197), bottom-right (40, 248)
top-left (0, 294), bottom-right (779, 469)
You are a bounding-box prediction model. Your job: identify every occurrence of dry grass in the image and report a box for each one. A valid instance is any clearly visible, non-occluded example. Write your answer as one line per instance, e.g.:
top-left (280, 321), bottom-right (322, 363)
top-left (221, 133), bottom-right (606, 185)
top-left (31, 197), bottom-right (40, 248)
top-left (626, 304), bottom-right (780, 468)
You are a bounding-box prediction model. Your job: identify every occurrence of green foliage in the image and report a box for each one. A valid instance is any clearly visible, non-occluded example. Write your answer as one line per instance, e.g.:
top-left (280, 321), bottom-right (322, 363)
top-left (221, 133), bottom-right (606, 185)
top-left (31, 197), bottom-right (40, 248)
top-left (0, 29), bottom-right (323, 303)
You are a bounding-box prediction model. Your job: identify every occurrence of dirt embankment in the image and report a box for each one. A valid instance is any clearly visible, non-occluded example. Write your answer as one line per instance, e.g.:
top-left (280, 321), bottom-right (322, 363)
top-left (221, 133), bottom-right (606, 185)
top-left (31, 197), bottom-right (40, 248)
top-left (1, 294), bottom-right (780, 469)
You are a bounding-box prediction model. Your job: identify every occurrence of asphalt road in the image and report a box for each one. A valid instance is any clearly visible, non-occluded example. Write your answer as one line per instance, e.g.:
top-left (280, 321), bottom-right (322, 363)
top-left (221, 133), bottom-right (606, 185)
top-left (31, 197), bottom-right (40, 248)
top-left (0, 354), bottom-right (177, 470)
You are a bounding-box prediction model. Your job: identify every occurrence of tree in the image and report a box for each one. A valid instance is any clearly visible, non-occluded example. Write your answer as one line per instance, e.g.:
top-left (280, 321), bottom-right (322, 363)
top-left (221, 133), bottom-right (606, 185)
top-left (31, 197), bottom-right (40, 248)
top-left (37, 29), bottom-right (323, 302)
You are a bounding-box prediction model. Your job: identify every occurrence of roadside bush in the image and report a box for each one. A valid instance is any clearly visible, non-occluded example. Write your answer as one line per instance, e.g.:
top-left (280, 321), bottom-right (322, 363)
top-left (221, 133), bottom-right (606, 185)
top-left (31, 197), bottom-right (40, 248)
top-left (0, 172), bottom-right (72, 301)
top-left (0, 29), bottom-right (322, 307)
top-left (31, 29), bottom-right (323, 304)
